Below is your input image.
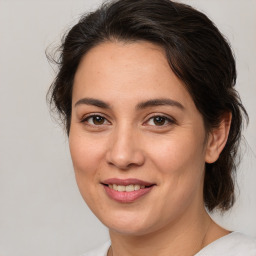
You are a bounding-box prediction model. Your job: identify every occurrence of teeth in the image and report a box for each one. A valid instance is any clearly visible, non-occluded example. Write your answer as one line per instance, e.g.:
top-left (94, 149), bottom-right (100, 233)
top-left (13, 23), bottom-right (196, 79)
top-left (118, 185), bottom-right (125, 192)
top-left (109, 184), bottom-right (147, 192)
top-left (134, 184), bottom-right (140, 190)
top-left (126, 185), bottom-right (134, 192)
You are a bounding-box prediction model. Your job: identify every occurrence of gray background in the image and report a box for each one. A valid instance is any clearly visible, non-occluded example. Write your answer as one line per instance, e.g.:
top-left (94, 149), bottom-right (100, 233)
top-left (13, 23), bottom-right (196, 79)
top-left (0, 0), bottom-right (255, 255)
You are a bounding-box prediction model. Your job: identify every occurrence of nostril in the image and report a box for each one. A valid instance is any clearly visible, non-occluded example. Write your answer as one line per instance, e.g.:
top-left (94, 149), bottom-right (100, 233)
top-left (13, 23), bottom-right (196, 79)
top-left (105, 136), bottom-right (145, 169)
top-left (106, 151), bottom-right (145, 170)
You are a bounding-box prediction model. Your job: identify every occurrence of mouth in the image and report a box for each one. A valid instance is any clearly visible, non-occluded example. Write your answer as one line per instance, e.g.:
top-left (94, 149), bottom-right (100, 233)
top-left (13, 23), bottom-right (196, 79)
top-left (101, 178), bottom-right (155, 203)
top-left (107, 184), bottom-right (148, 192)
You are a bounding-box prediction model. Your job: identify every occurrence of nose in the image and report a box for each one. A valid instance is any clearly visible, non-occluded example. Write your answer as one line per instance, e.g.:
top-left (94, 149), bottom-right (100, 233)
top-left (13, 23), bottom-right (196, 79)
top-left (106, 125), bottom-right (145, 170)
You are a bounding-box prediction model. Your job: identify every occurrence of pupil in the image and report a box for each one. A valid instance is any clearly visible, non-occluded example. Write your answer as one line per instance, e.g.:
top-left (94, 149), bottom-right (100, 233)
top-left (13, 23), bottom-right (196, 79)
top-left (93, 116), bottom-right (104, 125)
top-left (154, 116), bottom-right (165, 126)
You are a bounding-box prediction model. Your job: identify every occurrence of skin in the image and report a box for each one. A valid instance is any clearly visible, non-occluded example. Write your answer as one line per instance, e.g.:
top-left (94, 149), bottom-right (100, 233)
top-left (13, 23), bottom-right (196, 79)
top-left (69, 41), bottom-right (231, 256)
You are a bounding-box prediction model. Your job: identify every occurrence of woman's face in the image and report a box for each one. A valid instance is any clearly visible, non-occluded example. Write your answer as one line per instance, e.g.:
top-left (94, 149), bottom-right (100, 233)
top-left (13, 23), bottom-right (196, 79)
top-left (69, 41), bottom-right (210, 235)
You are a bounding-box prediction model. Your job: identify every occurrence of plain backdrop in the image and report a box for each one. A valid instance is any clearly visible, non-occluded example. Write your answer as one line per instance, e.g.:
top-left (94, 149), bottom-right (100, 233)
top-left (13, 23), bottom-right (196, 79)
top-left (0, 0), bottom-right (255, 255)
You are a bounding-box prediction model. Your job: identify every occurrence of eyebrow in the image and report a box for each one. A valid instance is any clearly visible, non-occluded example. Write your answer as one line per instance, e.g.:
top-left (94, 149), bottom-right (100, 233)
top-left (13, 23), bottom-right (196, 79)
top-left (74, 98), bottom-right (110, 109)
top-left (74, 97), bottom-right (184, 110)
top-left (136, 98), bottom-right (184, 110)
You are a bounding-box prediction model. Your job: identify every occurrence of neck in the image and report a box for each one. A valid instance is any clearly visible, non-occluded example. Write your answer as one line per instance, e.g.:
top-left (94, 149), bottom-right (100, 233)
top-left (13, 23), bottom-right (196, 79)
top-left (109, 206), bottom-right (216, 256)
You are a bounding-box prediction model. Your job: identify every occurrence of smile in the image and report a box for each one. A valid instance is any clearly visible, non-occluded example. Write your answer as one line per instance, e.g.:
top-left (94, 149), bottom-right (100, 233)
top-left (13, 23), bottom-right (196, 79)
top-left (108, 184), bottom-right (145, 192)
top-left (102, 178), bottom-right (155, 203)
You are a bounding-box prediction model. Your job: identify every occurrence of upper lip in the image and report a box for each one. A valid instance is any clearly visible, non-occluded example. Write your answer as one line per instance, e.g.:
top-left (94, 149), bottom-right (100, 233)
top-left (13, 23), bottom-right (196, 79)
top-left (102, 178), bottom-right (155, 187)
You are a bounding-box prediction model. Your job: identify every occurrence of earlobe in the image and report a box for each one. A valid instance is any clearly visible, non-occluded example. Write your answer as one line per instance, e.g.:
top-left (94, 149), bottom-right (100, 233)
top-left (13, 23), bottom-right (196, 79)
top-left (205, 112), bottom-right (232, 164)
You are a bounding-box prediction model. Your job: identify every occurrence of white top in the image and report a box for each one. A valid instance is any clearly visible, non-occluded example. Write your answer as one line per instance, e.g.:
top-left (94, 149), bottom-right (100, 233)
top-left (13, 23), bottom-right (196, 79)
top-left (81, 232), bottom-right (256, 256)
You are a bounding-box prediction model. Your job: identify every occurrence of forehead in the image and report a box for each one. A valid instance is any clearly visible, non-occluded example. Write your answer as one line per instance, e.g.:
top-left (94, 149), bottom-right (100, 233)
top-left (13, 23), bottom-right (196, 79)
top-left (75, 40), bottom-right (170, 84)
top-left (73, 41), bottom-right (195, 110)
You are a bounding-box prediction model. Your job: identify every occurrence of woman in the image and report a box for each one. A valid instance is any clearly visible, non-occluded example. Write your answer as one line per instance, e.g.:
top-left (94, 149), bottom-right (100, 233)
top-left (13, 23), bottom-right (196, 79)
top-left (48, 0), bottom-right (256, 255)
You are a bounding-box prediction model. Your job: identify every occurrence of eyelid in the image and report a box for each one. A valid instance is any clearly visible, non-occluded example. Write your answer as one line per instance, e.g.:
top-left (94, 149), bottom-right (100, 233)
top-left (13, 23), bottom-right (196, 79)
top-left (81, 113), bottom-right (111, 125)
top-left (80, 112), bottom-right (176, 127)
top-left (143, 114), bottom-right (176, 126)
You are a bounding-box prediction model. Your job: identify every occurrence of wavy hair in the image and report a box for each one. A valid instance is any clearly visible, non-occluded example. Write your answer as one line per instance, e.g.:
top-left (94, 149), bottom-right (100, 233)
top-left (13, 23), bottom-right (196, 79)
top-left (47, 0), bottom-right (248, 211)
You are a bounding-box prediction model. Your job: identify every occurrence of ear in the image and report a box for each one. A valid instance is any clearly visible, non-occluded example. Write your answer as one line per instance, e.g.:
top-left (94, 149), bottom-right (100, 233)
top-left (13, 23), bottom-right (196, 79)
top-left (205, 112), bottom-right (232, 164)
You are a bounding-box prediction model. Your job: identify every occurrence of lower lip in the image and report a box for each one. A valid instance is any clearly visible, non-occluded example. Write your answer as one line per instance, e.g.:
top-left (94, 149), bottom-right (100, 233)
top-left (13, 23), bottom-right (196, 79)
top-left (103, 185), bottom-right (154, 203)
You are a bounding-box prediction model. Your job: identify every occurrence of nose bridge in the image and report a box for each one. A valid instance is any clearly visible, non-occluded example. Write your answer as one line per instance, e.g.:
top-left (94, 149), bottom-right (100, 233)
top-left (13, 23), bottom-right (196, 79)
top-left (106, 122), bottom-right (145, 169)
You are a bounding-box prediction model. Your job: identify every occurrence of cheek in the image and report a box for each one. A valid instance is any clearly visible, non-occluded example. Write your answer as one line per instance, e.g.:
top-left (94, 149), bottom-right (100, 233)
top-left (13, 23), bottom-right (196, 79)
top-left (147, 135), bottom-right (206, 215)
top-left (69, 131), bottom-right (106, 175)
top-left (68, 130), bottom-right (108, 209)
top-left (146, 131), bottom-right (206, 204)
top-left (69, 129), bottom-right (108, 195)
top-left (148, 134), bottom-right (205, 174)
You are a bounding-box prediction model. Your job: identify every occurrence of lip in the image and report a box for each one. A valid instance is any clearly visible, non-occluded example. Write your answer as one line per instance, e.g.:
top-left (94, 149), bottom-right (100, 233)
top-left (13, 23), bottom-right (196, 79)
top-left (102, 178), bottom-right (154, 186)
top-left (101, 178), bottom-right (155, 203)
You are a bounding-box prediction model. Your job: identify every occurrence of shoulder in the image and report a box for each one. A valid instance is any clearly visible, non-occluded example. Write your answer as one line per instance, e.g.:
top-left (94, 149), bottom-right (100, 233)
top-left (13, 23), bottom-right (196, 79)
top-left (196, 232), bottom-right (256, 256)
top-left (80, 241), bottom-right (111, 256)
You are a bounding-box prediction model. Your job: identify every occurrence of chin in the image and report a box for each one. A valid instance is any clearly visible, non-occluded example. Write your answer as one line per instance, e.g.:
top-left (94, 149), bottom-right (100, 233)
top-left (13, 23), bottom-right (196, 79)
top-left (109, 223), bottom-right (153, 236)
top-left (98, 210), bottom-right (160, 236)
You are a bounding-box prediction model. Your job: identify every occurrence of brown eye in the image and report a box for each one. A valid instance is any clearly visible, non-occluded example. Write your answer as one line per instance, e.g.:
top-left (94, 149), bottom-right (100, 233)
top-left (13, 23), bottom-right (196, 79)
top-left (84, 115), bottom-right (108, 125)
top-left (153, 116), bottom-right (166, 126)
top-left (93, 116), bottom-right (105, 125)
top-left (146, 115), bottom-right (174, 127)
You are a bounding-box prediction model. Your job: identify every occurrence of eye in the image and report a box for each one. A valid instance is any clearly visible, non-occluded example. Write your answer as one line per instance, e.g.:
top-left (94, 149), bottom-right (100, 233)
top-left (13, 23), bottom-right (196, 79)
top-left (147, 115), bottom-right (174, 126)
top-left (82, 115), bottom-right (110, 126)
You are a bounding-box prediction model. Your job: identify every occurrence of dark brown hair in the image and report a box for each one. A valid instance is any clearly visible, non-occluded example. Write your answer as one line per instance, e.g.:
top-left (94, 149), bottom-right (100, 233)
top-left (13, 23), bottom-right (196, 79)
top-left (47, 0), bottom-right (248, 211)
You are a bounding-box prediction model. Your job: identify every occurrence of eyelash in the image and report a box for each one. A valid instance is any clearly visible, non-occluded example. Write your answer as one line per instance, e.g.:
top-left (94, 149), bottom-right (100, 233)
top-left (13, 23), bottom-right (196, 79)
top-left (146, 115), bottom-right (175, 127)
top-left (81, 114), bottom-right (111, 126)
top-left (81, 114), bottom-right (176, 127)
